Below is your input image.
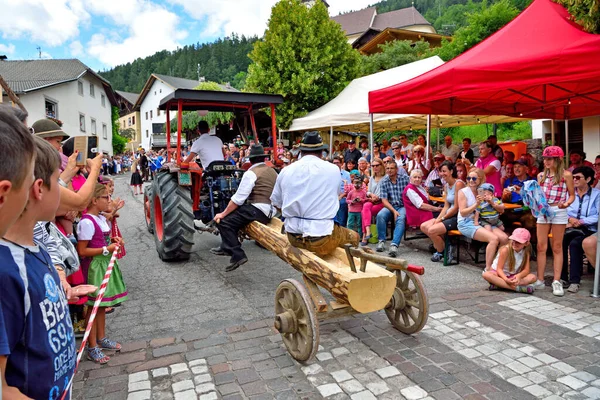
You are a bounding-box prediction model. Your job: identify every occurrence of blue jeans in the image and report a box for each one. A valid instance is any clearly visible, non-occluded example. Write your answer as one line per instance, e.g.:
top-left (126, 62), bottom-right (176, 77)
top-left (376, 206), bottom-right (406, 246)
top-left (335, 198), bottom-right (348, 227)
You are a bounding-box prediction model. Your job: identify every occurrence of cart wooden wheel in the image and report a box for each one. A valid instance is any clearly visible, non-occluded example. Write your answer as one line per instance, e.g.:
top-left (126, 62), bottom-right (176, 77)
top-left (385, 269), bottom-right (428, 334)
top-left (274, 279), bottom-right (319, 362)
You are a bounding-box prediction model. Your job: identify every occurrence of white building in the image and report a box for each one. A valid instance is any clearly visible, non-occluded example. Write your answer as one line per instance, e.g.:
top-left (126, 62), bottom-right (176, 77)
top-left (0, 59), bottom-right (117, 154)
top-left (532, 117), bottom-right (600, 159)
top-left (135, 74), bottom-right (237, 150)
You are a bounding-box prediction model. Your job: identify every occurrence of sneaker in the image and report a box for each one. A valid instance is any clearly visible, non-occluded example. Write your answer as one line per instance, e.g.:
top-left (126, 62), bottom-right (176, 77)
top-left (532, 279), bottom-right (545, 289)
top-left (376, 241), bottom-right (385, 252)
top-left (552, 280), bottom-right (564, 296)
top-left (516, 285), bottom-right (535, 294)
top-left (431, 252), bottom-right (443, 262)
top-left (388, 244), bottom-right (398, 257)
top-left (567, 283), bottom-right (580, 293)
top-left (210, 247), bottom-right (227, 256)
top-left (560, 279), bottom-right (569, 288)
top-left (488, 284), bottom-right (498, 291)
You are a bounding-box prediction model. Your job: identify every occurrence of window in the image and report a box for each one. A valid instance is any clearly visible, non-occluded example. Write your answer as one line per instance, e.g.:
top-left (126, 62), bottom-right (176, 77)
top-left (146, 130), bottom-right (149, 138)
top-left (154, 91), bottom-right (156, 95)
top-left (79, 114), bottom-right (86, 132)
top-left (150, 110), bottom-right (153, 119)
top-left (91, 118), bottom-right (97, 135)
top-left (101, 94), bottom-right (106, 107)
top-left (122, 120), bottom-right (126, 129)
top-left (45, 98), bottom-right (58, 119)
top-left (156, 108), bottom-right (160, 117)
top-left (78, 81), bottom-right (83, 96)
top-left (102, 123), bottom-right (107, 139)
top-left (89, 83), bottom-right (95, 97)
top-left (128, 117), bottom-right (131, 126)
top-left (145, 112), bottom-right (148, 120)
top-left (160, 89), bottom-right (162, 93)
top-left (132, 115), bottom-right (135, 125)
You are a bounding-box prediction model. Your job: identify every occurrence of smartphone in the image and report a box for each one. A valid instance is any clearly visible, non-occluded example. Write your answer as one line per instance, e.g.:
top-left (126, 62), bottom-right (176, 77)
top-left (62, 136), bottom-right (98, 161)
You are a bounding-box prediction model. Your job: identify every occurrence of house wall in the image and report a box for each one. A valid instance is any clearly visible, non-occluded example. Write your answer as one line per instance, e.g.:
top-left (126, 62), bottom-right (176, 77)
top-left (118, 111), bottom-right (141, 151)
top-left (404, 24), bottom-right (436, 34)
top-left (139, 80), bottom-right (174, 150)
top-left (19, 74), bottom-right (113, 154)
top-left (532, 117), bottom-right (600, 159)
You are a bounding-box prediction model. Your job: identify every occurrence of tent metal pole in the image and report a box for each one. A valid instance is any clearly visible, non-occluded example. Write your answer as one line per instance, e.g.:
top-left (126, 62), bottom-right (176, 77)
top-left (437, 127), bottom-right (440, 153)
top-left (330, 126), bottom-right (333, 160)
top-left (426, 115), bottom-right (431, 164)
top-left (551, 120), bottom-right (555, 145)
top-left (593, 218), bottom-right (600, 298)
top-left (369, 114), bottom-right (374, 170)
top-left (565, 119), bottom-right (569, 160)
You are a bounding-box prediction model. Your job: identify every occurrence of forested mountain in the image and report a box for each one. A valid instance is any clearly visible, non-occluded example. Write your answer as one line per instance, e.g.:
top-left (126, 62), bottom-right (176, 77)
top-left (98, 34), bottom-right (257, 93)
top-left (99, 0), bottom-right (532, 92)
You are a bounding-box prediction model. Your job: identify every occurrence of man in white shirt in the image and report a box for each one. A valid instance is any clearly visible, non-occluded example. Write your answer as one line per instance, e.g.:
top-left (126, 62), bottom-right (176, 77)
top-left (211, 145), bottom-right (277, 272)
top-left (441, 136), bottom-right (460, 162)
top-left (184, 121), bottom-right (224, 168)
top-left (399, 135), bottom-right (414, 159)
top-left (271, 131), bottom-right (359, 256)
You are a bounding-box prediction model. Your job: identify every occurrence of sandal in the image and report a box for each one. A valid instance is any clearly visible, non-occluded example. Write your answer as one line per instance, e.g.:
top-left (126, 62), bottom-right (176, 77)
top-left (105, 307), bottom-right (114, 314)
top-left (98, 337), bottom-right (122, 352)
top-left (87, 347), bottom-right (110, 364)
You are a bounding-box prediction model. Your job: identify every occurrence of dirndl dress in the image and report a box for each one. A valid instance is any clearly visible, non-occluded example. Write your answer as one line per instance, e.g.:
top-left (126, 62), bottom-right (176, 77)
top-left (130, 171), bottom-right (143, 186)
top-left (80, 214), bottom-right (128, 307)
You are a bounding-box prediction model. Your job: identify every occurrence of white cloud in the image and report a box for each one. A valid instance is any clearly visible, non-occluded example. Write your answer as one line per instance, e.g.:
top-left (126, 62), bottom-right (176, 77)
top-left (86, 5), bottom-right (187, 67)
top-left (69, 41), bottom-right (83, 57)
top-left (168, 0), bottom-right (376, 38)
top-left (0, 43), bottom-right (16, 55)
top-left (0, 0), bottom-right (89, 46)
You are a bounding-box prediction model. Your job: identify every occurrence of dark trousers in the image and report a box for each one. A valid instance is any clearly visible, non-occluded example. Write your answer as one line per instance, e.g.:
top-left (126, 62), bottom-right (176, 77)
top-left (561, 229), bottom-right (592, 284)
top-left (335, 198), bottom-right (348, 227)
top-left (218, 204), bottom-right (270, 263)
top-left (500, 210), bottom-right (537, 244)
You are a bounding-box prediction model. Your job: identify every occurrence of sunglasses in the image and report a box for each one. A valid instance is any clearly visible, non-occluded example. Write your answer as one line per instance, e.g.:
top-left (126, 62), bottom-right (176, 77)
top-left (573, 176), bottom-right (584, 180)
top-left (466, 177), bottom-right (478, 181)
top-left (371, 164), bottom-right (381, 167)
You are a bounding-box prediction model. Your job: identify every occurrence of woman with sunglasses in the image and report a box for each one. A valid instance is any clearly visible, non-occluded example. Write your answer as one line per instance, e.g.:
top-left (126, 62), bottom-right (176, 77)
top-left (457, 168), bottom-right (508, 270)
top-left (360, 157), bottom-right (386, 245)
top-left (533, 146), bottom-right (575, 296)
top-left (367, 143), bottom-right (386, 162)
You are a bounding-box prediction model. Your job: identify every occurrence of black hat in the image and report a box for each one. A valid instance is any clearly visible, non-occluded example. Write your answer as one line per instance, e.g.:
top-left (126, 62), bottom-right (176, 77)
top-left (298, 131), bottom-right (328, 152)
top-left (248, 144), bottom-right (267, 160)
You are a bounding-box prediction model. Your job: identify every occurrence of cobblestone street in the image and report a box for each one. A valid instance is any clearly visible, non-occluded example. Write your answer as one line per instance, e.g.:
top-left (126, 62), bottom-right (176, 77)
top-left (75, 177), bottom-right (600, 400)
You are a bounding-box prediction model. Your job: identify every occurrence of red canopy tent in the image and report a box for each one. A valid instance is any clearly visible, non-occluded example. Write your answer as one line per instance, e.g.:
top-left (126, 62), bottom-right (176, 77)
top-left (368, 0), bottom-right (600, 120)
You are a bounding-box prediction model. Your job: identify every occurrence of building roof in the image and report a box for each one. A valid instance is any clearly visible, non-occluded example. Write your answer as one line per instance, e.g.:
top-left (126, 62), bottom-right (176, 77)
top-left (332, 7), bottom-right (376, 35)
top-left (135, 73), bottom-right (239, 109)
top-left (0, 59), bottom-right (110, 93)
top-left (357, 27), bottom-right (451, 54)
top-left (115, 90), bottom-right (139, 106)
top-left (372, 7), bottom-right (430, 30)
top-left (332, 6), bottom-right (432, 36)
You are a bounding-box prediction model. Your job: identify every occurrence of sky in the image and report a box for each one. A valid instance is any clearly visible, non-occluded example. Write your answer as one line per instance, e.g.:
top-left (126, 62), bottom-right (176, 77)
top-left (0, 0), bottom-right (376, 72)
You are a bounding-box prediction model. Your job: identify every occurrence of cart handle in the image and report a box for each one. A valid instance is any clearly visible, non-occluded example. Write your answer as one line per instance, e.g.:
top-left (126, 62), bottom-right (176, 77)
top-left (406, 265), bottom-right (425, 275)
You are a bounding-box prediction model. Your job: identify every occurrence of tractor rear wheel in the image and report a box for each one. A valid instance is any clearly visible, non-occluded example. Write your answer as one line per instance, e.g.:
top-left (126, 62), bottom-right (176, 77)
top-left (152, 172), bottom-right (195, 261)
top-left (144, 185), bottom-right (154, 234)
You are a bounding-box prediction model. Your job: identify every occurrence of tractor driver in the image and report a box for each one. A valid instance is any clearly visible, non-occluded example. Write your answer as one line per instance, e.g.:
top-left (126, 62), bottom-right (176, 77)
top-left (211, 144), bottom-right (278, 272)
top-left (270, 131), bottom-right (359, 256)
top-left (184, 120), bottom-right (225, 168)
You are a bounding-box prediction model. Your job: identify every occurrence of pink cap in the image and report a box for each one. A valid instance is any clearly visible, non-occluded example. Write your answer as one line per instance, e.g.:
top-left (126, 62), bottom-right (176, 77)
top-left (509, 228), bottom-right (531, 244)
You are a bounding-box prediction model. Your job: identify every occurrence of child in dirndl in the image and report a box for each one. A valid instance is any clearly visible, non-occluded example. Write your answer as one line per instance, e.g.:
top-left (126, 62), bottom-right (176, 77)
top-left (76, 183), bottom-right (128, 364)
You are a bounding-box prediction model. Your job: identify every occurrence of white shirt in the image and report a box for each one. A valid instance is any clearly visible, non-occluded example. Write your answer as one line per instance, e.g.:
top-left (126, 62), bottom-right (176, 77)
top-left (230, 163), bottom-right (273, 217)
top-left (406, 186), bottom-right (429, 209)
top-left (407, 159), bottom-right (431, 173)
top-left (190, 133), bottom-right (224, 168)
top-left (491, 246), bottom-right (525, 275)
top-left (401, 143), bottom-right (414, 158)
top-left (271, 155), bottom-right (341, 237)
top-left (77, 214), bottom-right (110, 240)
top-left (457, 187), bottom-right (477, 223)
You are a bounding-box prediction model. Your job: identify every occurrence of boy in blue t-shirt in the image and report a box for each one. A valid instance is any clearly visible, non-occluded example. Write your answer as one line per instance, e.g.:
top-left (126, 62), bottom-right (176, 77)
top-left (0, 137), bottom-right (78, 399)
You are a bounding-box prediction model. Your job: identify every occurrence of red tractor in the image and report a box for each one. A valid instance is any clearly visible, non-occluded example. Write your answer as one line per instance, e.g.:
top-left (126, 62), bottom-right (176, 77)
top-left (144, 89), bottom-right (284, 261)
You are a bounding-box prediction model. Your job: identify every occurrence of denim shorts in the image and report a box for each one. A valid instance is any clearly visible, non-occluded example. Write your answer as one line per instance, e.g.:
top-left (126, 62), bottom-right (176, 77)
top-left (458, 218), bottom-right (481, 239)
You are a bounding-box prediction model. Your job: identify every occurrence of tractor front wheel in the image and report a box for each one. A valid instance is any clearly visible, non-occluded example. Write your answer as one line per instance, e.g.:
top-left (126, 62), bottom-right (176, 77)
top-left (152, 172), bottom-right (195, 261)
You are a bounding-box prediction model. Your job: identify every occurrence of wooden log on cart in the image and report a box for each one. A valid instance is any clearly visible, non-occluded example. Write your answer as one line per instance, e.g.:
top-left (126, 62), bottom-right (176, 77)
top-left (244, 219), bottom-right (397, 314)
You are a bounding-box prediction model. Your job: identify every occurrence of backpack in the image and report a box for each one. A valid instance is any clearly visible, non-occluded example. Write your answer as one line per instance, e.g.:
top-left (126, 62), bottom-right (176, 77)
top-left (521, 180), bottom-right (555, 219)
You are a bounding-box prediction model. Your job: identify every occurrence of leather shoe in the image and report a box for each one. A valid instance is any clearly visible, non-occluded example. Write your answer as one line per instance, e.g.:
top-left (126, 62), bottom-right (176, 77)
top-left (210, 247), bottom-right (227, 256)
top-left (226, 258), bottom-right (248, 272)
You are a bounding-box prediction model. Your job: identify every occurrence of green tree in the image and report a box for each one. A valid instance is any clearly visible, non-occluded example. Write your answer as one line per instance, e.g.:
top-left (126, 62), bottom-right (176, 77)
top-left (360, 40), bottom-right (432, 76)
top-left (111, 106), bottom-right (127, 154)
top-left (245, 0), bottom-right (360, 128)
top-left (554, 0), bottom-right (600, 33)
top-left (435, 0), bottom-right (519, 60)
top-left (119, 128), bottom-right (136, 140)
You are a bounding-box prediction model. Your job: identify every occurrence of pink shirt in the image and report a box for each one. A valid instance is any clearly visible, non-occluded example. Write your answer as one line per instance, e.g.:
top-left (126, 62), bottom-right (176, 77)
top-left (347, 187), bottom-right (367, 213)
top-left (475, 154), bottom-right (502, 197)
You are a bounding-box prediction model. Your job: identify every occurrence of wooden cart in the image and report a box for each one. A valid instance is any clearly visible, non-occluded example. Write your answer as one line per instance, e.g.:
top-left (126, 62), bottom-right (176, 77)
top-left (245, 219), bottom-right (428, 362)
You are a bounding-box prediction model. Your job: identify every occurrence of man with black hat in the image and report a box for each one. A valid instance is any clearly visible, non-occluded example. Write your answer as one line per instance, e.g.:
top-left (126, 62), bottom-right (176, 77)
top-left (184, 120), bottom-right (224, 168)
top-left (344, 139), bottom-right (362, 166)
top-left (271, 131), bottom-right (359, 256)
top-left (211, 144), bottom-right (278, 271)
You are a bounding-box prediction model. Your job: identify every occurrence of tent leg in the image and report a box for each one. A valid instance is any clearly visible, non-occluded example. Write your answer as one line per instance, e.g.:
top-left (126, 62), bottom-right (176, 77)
top-left (551, 119), bottom-right (555, 145)
top-left (426, 115), bottom-right (431, 164)
top-left (437, 127), bottom-right (440, 154)
top-left (369, 114), bottom-right (374, 173)
top-left (565, 119), bottom-right (569, 160)
top-left (593, 218), bottom-right (600, 298)
top-left (330, 126), bottom-right (333, 160)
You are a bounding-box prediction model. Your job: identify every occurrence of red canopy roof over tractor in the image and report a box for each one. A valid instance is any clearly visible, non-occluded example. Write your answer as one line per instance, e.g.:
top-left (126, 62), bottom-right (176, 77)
top-left (368, 0), bottom-right (600, 120)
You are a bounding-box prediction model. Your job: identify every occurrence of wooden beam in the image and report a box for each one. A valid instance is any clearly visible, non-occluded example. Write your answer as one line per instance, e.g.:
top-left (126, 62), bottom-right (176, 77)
top-left (244, 219), bottom-right (396, 314)
top-left (0, 74), bottom-right (27, 113)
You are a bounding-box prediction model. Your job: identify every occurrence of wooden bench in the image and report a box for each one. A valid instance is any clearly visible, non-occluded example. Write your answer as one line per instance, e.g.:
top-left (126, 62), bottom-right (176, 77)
top-left (444, 230), bottom-right (461, 266)
top-left (404, 226), bottom-right (427, 241)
